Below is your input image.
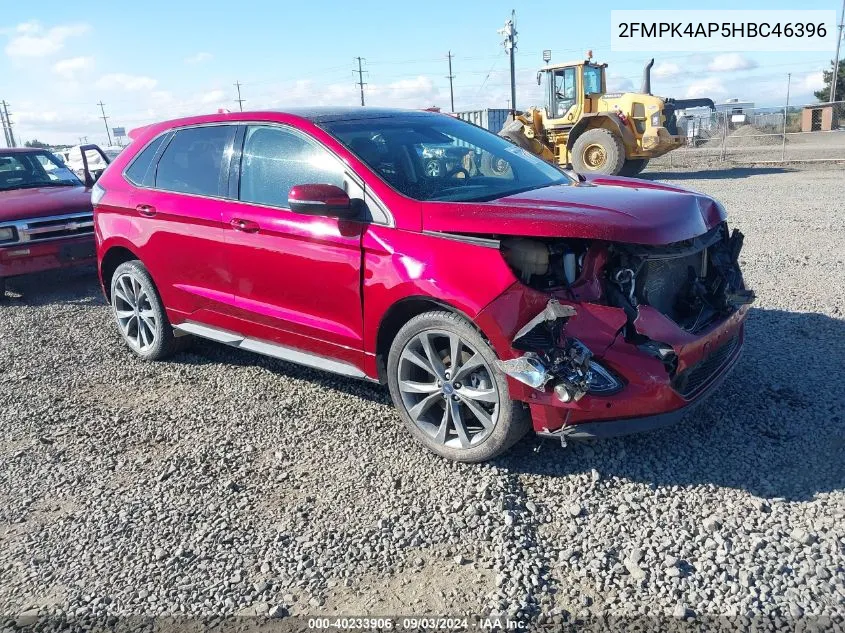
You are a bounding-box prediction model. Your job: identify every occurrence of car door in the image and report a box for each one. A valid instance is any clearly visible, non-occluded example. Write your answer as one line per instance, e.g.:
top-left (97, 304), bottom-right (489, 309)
top-left (223, 123), bottom-right (365, 365)
top-left (132, 124), bottom-right (237, 321)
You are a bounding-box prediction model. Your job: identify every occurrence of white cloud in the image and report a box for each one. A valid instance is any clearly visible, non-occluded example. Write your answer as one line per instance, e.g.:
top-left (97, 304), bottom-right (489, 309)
top-left (96, 73), bottom-right (158, 92)
top-left (52, 56), bottom-right (94, 79)
top-left (653, 62), bottom-right (681, 79)
top-left (4, 21), bottom-right (90, 58)
top-left (382, 76), bottom-right (440, 106)
top-left (200, 89), bottom-right (226, 104)
top-left (707, 54), bottom-right (757, 72)
top-left (185, 52), bottom-right (212, 64)
top-left (803, 71), bottom-right (825, 93)
top-left (606, 75), bottom-right (634, 92)
top-left (685, 77), bottom-right (728, 99)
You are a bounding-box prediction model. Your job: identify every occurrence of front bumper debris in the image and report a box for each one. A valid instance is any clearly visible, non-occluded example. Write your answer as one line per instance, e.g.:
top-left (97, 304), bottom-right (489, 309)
top-left (495, 299), bottom-right (623, 402)
top-left (536, 335), bottom-right (741, 444)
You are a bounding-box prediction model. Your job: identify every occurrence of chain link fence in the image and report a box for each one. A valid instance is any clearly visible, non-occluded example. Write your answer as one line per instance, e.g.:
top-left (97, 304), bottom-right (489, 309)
top-left (651, 101), bottom-right (845, 168)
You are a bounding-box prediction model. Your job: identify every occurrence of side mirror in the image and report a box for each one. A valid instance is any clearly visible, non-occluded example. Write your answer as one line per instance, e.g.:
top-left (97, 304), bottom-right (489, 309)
top-left (288, 184), bottom-right (357, 219)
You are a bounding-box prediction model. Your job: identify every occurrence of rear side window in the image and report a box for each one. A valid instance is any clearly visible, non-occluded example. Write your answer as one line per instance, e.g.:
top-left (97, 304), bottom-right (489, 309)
top-left (155, 126), bottom-right (234, 197)
top-left (124, 135), bottom-right (166, 186)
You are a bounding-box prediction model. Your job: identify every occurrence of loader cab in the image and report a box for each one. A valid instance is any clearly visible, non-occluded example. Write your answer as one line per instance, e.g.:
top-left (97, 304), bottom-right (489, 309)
top-left (538, 61), bottom-right (607, 127)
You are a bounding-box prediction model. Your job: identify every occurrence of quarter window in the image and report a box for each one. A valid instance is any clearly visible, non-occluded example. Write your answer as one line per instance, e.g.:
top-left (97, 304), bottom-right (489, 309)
top-left (125, 134), bottom-right (166, 186)
top-left (155, 126), bottom-right (233, 196)
top-left (239, 125), bottom-right (345, 209)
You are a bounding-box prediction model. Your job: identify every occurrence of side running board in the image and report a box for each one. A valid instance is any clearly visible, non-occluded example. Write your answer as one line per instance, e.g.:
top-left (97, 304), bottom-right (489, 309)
top-left (173, 321), bottom-right (369, 380)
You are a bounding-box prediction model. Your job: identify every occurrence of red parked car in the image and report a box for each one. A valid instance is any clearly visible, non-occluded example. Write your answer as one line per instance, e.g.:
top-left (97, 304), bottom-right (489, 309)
top-left (93, 108), bottom-right (753, 462)
top-left (1, 146), bottom-right (108, 297)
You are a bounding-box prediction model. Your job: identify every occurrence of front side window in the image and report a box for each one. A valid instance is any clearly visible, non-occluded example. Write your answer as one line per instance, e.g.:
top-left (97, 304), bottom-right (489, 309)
top-left (323, 115), bottom-right (569, 202)
top-left (0, 151), bottom-right (82, 191)
top-left (238, 125), bottom-right (345, 208)
top-left (155, 126), bottom-right (233, 197)
top-left (554, 68), bottom-right (577, 117)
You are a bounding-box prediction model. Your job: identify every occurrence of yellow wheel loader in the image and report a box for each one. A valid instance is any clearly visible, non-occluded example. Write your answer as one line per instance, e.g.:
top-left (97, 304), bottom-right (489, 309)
top-left (499, 56), bottom-right (714, 176)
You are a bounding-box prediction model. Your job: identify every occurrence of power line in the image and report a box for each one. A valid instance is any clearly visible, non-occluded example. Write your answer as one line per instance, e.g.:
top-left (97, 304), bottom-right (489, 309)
top-left (97, 101), bottom-right (113, 146)
top-left (234, 81), bottom-right (245, 111)
top-left (446, 51), bottom-right (455, 112)
top-left (354, 57), bottom-right (368, 106)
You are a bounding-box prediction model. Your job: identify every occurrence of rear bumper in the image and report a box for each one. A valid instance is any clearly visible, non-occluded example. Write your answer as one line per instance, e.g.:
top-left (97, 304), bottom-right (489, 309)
top-left (0, 236), bottom-right (95, 279)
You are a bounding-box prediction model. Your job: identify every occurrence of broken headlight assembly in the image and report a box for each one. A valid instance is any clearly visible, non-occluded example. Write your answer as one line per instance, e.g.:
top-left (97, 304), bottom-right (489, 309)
top-left (496, 299), bottom-right (623, 402)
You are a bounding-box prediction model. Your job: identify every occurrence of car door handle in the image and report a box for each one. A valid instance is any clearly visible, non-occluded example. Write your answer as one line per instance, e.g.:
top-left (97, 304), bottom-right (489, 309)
top-left (135, 204), bottom-right (156, 218)
top-left (230, 218), bottom-right (260, 233)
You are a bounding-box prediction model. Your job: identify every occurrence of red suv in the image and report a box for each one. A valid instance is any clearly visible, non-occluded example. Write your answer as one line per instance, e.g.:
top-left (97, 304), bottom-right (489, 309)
top-left (93, 109), bottom-right (753, 462)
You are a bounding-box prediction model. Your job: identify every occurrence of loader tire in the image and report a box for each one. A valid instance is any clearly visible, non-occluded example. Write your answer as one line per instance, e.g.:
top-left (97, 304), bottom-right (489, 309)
top-left (571, 128), bottom-right (625, 175)
top-left (619, 158), bottom-right (649, 176)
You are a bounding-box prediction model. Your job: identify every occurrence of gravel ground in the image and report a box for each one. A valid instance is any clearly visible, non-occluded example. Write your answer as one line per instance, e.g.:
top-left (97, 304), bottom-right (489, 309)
top-left (1, 164), bottom-right (844, 630)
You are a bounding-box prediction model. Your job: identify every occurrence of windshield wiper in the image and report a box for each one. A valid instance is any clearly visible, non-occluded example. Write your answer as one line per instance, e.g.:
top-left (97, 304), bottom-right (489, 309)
top-left (461, 182), bottom-right (562, 203)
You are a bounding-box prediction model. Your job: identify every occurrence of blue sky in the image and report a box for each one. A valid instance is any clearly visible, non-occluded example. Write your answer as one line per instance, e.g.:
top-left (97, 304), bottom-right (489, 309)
top-left (0, 0), bottom-right (840, 145)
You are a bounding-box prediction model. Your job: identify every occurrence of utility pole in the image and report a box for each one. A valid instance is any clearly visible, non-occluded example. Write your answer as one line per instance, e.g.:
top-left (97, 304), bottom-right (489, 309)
top-left (782, 73), bottom-right (791, 161)
top-left (446, 51), bottom-right (456, 112)
top-left (234, 81), bottom-right (245, 111)
top-left (1, 101), bottom-right (16, 147)
top-left (831, 0), bottom-right (845, 102)
top-left (355, 57), bottom-right (367, 106)
top-left (0, 103), bottom-right (10, 148)
top-left (499, 11), bottom-right (517, 116)
top-left (97, 101), bottom-right (113, 146)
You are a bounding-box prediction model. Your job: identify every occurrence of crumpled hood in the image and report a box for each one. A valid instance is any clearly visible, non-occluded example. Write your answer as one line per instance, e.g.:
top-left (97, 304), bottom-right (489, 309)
top-left (0, 186), bottom-right (92, 223)
top-left (422, 177), bottom-right (726, 245)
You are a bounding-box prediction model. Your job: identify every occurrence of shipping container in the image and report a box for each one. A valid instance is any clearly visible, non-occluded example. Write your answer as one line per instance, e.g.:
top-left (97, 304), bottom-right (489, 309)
top-left (455, 109), bottom-right (510, 134)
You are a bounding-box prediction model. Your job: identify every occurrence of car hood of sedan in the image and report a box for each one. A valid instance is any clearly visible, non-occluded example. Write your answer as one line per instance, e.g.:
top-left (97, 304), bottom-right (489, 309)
top-left (422, 176), bottom-right (726, 245)
top-left (0, 186), bottom-right (92, 223)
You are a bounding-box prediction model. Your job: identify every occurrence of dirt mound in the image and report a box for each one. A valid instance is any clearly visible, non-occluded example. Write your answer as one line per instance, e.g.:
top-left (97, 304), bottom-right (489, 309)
top-left (701, 124), bottom-right (787, 148)
top-left (725, 124), bottom-right (785, 147)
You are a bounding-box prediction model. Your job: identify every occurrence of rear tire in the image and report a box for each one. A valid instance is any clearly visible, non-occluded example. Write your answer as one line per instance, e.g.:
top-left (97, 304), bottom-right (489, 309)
top-left (387, 311), bottom-right (530, 463)
top-left (619, 158), bottom-right (649, 176)
top-left (110, 260), bottom-right (182, 361)
top-left (571, 128), bottom-right (625, 175)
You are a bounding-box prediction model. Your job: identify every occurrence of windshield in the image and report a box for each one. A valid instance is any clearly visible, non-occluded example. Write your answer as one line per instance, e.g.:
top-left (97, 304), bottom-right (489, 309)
top-left (321, 115), bottom-right (570, 202)
top-left (0, 151), bottom-right (83, 191)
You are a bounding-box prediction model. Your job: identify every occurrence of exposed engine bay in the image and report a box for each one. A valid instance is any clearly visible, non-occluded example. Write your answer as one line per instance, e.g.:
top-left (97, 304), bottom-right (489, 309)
top-left (605, 223), bottom-right (755, 335)
top-left (501, 237), bottom-right (589, 289)
top-left (500, 222), bottom-right (754, 336)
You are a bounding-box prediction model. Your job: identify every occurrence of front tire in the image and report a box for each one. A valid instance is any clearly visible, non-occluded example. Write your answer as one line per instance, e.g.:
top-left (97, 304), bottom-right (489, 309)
top-left (571, 128), bottom-right (625, 175)
top-left (619, 158), bottom-right (649, 176)
top-left (387, 311), bottom-right (529, 462)
top-left (110, 260), bottom-right (181, 361)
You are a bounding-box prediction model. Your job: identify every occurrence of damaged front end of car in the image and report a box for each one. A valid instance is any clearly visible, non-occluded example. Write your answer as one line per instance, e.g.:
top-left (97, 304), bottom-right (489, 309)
top-left (480, 219), bottom-right (754, 440)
